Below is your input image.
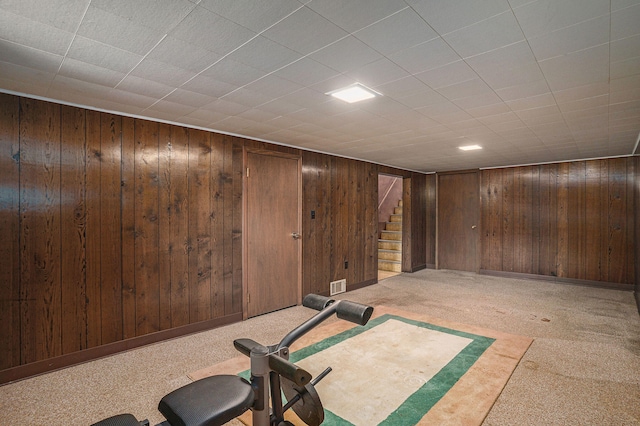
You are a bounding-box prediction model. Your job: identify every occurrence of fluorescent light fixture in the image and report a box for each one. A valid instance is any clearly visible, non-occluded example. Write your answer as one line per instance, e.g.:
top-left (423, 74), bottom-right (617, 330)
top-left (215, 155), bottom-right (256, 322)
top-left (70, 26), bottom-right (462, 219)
top-left (459, 144), bottom-right (483, 151)
top-left (327, 83), bottom-right (380, 103)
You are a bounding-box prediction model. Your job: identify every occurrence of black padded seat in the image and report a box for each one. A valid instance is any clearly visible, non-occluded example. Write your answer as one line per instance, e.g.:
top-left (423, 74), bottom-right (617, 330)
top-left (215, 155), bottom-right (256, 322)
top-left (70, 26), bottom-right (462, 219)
top-left (91, 413), bottom-right (147, 426)
top-left (158, 375), bottom-right (254, 426)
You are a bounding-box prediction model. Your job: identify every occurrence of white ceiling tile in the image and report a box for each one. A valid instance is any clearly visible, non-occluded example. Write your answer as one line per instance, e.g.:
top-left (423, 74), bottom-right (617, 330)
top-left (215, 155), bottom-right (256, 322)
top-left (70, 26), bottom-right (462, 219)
top-left (116, 75), bottom-right (175, 99)
top-left (0, 39), bottom-right (63, 73)
top-left (307, 0), bottom-right (408, 33)
top-left (244, 75), bottom-right (304, 98)
top-left (263, 7), bottom-right (348, 55)
top-left (146, 37), bottom-right (221, 74)
top-left (466, 102), bottom-right (513, 118)
top-left (273, 58), bottom-right (340, 86)
top-left (538, 44), bottom-right (610, 91)
top-left (495, 79), bottom-right (551, 101)
top-left (437, 78), bottom-right (493, 101)
top-left (310, 36), bottom-right (381, 73)
top-left (612, 0), bottom-right (640, 11)
top-left (466, 41), bottom-right (544, 90)
top-left (0, 11), bottom-right (74, 55)
top-left (180, 75), bottom-right (237, 98)
top-left (163, 89), bottom-right (218, 108)
top-left (477, 111), bottom-right (523, 125)
top-left (219, 87), bottom-right (275, 108)
top-left (91, 0), bottom-right (196, 32)
top-left (226, 36), bottom-right (301, 74)
top-left (200, 0), bottom-right (302, 33)
top-left (199, 58), bottom-right (263, 87)
top-left (107, 89), bottom-right (157, 111)
top-left (611, 34), bottom-right (640, 64)
top-left (347, 57), bottom-right (410, 87)
top-left (443, 11), bottom-right (524, 58)
top-left (453, 92), bottom-right (504, 110)
top-left (66, 36), bottom-right (142, 74)
top-left (201, 98), bottom-right (251, 115)
top-left (407, 0), bottom-right (511, 35)
top-left (388, 37), bottom-right (461, 74)
top-left (611, 3), bottom-right (640, 40)
top-left (169, 6), bottom-right (256, 56)
top-left (416, 60), bottom-right (478, 89)
top-left (610, 56), bottom-right (640, 80)
top-left (375, 76), bottom-right (431, 98)
top-left (48, 74), bottom-right (113, 100)
top-left (396, 89), bottom-right (449, 109)
top-left (513, 0), bottom-right (610, 39)
top-left (78, 6), bottom-right (166, 55)
top-left (145, 99), bottom-right (197, 117)
top-left (354, 8), bottom-right (438, 56)
top-left (558, 94), bottom-right (609, 112)
top-left (0, 0), bottom-right (88, 32)
top-left (0, 60), bottom-right (55, 90)
top-left (552, 82), bottom-right (610, 103)
top-left (505, 92), bottom-right (555, 110)
top-left (130, 59), bottom-right (197, 87)
top-left (59, 58), bottom-right (125, 87)
top-left (528, 15), bottom-right (610, 61)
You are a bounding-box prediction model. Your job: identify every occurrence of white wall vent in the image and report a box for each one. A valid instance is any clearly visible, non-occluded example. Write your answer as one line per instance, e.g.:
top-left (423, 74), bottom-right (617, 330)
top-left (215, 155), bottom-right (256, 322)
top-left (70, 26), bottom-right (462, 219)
top-left (330, 279), bottom-right (346, 296)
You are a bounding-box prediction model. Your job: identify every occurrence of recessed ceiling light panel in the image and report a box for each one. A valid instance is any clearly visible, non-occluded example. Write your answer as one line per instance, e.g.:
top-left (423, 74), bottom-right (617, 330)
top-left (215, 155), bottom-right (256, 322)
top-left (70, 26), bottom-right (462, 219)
top-left (327, 83), bottom-right (380, 103)
top-left (458, 145), bottom-right (483, 151)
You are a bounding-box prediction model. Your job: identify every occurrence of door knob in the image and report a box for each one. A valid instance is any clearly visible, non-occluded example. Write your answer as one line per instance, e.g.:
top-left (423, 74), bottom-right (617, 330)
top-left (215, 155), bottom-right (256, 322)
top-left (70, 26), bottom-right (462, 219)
top-left (292, 232), bottom-right (301, 240)
top-left (471, 225), bottom-right (477, 229)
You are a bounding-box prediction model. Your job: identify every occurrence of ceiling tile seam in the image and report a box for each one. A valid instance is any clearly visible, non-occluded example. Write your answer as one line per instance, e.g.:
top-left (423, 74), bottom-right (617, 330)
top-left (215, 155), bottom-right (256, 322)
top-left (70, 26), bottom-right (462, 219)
top-left (495, 6), bottom-right (578, 152)
top-left (148, 4), bottom-right (311, 111)
top-left (45, 0), bottom-right (92, 96)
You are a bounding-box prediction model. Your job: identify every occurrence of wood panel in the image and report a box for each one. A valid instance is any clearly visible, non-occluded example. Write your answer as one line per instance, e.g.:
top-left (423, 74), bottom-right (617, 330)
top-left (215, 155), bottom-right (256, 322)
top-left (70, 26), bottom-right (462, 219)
top-left (0, 93), bottom-right (425, 379)
top-left (60, 105), bottom-right (87, 354)
top-left (100, 114), bottom-right (123, 343)
top-left (634, 156), bottom-right (640, 311)
top-left (425, 174), bottom-right (437, 268)
top-left (480, 159), bottom-right (636, 286)
top-left (0, 93), bottom-right (20, 370)
top-left (188, 129), bottom-right (212, 323)
top-left (19, 98), bottom-right (62, 363)
top-left (121, 117), bottom-right (136, 340)
top-left (158, 124), bottom-right (190, 329)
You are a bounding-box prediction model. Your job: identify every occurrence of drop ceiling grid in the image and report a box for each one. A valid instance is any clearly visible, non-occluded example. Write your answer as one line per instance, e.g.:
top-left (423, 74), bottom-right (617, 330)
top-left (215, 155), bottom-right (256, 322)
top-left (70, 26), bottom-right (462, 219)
top-left (0, 1), bottom-right (637, 171)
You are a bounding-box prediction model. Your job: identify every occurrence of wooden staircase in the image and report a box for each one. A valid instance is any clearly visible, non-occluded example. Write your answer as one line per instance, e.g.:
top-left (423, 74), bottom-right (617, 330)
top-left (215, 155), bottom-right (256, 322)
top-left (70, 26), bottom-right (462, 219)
top-left (378, 200), bottom-right (402, 272)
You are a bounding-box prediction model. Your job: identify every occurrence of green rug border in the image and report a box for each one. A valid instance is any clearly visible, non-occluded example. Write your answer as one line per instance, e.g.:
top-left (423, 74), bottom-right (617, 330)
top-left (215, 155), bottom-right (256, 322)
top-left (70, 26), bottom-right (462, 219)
top-left (241, 314), bottom-right (496, 425)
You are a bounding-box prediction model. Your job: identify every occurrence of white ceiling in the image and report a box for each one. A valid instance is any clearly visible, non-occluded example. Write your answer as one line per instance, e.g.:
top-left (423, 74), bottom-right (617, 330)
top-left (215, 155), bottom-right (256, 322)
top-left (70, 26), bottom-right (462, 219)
top-left (1, 0), bottom-right (639, 172)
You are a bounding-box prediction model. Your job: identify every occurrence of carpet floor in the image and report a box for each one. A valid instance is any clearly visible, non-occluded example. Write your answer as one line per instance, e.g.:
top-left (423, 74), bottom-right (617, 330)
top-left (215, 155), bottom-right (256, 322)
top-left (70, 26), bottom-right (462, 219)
top-left (1, 269), bottom-right (639, 425)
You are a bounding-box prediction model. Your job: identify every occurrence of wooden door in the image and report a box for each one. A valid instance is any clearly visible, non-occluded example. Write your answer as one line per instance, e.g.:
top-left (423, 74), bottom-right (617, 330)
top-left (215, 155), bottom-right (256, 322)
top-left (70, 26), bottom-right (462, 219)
top-left (246, 152), bottom-right (300, 318)
top-left (437, 171), bottom-right (480, 272)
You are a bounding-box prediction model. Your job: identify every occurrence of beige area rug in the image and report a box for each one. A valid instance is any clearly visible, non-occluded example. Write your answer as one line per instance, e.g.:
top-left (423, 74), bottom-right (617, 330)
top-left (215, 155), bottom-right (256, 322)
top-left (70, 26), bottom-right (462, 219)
top-left (189, 306), bottom-right (533, 425)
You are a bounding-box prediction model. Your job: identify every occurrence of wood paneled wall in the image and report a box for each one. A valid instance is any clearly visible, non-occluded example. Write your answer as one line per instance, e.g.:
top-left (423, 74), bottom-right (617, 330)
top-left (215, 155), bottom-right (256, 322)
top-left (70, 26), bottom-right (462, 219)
top-left (481, 159), bottom-right (635, 286)
top-left (0, 94), bottom-right (244, 371)
top-left (301, 152), bottom-right (379, 295)
top-left (634, 156), bottom-right (640, 311)
top-left (1, 94), bottom-right (429, 376)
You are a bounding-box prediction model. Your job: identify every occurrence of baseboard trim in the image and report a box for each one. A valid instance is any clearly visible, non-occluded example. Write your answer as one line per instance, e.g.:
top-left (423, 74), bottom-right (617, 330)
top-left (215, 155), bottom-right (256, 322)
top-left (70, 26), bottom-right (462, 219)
top-left (348, 278), bottom-right (377, 292)
top-left (479, 269), bottom-right (633, 291)
top-left (0, 312), bottom-right (243, 386)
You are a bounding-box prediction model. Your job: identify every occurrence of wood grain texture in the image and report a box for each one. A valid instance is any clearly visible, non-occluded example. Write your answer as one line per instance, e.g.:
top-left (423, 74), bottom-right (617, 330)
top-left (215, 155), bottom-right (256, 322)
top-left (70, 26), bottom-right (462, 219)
top-left (479, 159), bottom-right (635, 286)
top-left (19, 98), bottom-right (62, 363)
top-left (0, 94), bottom-right (20, 369)
top-left (100, 114), bottom-right (123, 343)
top-left (60, 105), bottom-right (87, 354)
top-left (438, 171), bottom-right (480, 272)
top-left (134, 119), bottom-right (160, 335)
